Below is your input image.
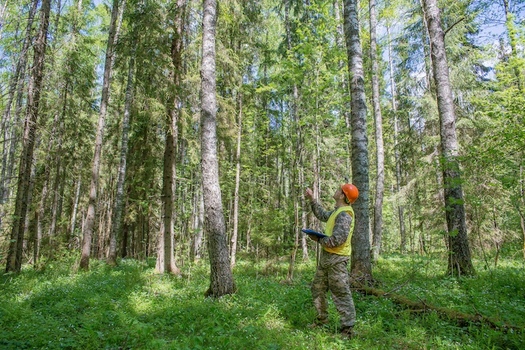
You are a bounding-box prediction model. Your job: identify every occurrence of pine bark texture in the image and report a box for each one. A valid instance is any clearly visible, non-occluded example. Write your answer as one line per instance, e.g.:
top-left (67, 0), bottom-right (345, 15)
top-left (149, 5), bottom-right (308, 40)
top-left (343, 0), bottom-right (372, 282)
top-left (5, 0), bottom-right (51, 273)
top-left (201, 0), bottom-right (236, 297)
top-left (422, 0), bottom-right (475, 276)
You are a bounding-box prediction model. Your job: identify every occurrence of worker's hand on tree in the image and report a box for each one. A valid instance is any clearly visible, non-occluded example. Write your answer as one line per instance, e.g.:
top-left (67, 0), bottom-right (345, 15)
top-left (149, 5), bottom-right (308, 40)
top-left (305, 188), bottom-right (314, 201)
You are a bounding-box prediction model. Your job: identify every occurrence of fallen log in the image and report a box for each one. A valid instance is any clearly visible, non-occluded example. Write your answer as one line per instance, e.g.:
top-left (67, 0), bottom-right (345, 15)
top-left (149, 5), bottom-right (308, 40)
top-left (353, 283), bottom-right (523, 333)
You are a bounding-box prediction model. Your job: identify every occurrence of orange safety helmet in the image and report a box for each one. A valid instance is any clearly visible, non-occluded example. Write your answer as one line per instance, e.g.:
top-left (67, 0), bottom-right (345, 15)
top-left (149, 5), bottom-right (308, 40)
top-left (341, 183), bottom-right (359, 204)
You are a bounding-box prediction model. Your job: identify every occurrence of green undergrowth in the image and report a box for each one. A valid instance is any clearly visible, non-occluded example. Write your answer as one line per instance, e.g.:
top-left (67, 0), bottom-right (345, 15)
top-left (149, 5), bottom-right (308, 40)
top-left (1, 254), bottom-right (524, 349)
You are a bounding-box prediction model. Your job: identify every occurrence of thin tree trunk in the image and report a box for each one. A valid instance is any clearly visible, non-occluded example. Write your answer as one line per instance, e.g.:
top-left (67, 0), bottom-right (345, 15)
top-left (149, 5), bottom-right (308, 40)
top-left (386, 26), bottom-right (406, 253)
top-left (230, 95), bottom-right (242, 268)
top-left (107, 53), bottom-right (135, 266)
top-left (0, 0), bottom-right (8, 39)
top-left (35, 168), bottom-right (50, 267)
top-left (422, 0), bottom-right (474, 276)
top-left (284, 0), bottom-right (303, 280)
top-left (519, 163), bottom-right (525, 259)
top-left (191, 185), bottom-right (204, 262)
top-left (80, 0), bottom-right (123, 270)
top-left (300, 166), bottom-right (308, 261)
top-left (69, 175), bottom-right (81, 244)
top-left (201, 0), bottom-right (236, 297)
top-left (343, 0), bottom-right (372, 282)
top-left (369, 0), bottom-right (385, 262)
top-left (5, 0), bottom-right (51, 273)
top-left (156, 0), bottom-right (186, 275)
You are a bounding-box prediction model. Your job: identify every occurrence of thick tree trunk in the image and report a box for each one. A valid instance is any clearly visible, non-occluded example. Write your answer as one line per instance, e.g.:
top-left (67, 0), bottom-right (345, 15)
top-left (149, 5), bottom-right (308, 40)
top-left (80, 0), bottom-right (123, 270)
top-left (107, 54), bottom-right (134, 266)
top-left (422, 0), bottom-right (474, 276)
top-left (5, 0), bottom-right (51, 273)
top-left (369, 0), bottom-right (385, 262)
top-left (201, 0), bottom-right (236, 297)
top-left (343, 0), bottom-right (372, 282)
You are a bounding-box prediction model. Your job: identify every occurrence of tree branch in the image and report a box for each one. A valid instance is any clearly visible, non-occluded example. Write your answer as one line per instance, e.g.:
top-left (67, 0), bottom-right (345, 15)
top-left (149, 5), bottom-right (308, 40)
top-left (353, 282), bottom-right (523, 333)
top-left (444, 18), bottom-right (465, 37)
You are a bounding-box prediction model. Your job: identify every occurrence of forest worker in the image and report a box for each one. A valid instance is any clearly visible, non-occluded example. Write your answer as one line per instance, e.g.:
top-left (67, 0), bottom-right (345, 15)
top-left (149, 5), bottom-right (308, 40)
top-left (304, 183), bottom-right (358, 338)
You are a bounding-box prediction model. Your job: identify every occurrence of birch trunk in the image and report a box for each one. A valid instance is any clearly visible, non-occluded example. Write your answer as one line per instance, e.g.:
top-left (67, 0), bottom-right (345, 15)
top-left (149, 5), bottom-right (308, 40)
top-left (369, 0), bottom-right (385, 262)
top-left (343, 0), bottom-right (372, 282)
top-left (422, 0), bottom-right (474, 276)
top-left (201, 0), bottom-right (236, 297)
top-left (107, 54), bottom-right (134, 266)
top-left (230, 95), bottom-right (242, 268)
top-left (386, 26), bottom-right (406, 253)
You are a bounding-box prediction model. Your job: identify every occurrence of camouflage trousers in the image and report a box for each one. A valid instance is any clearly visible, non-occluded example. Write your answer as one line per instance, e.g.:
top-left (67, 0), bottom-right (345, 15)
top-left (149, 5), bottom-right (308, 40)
top-left (311, 256), bottom-right (356, 328)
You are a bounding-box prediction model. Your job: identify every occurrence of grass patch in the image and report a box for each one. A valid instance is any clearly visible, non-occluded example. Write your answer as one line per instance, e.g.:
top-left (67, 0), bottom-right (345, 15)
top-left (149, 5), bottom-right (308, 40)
top-left (1, 255), bottom-right (524, 349)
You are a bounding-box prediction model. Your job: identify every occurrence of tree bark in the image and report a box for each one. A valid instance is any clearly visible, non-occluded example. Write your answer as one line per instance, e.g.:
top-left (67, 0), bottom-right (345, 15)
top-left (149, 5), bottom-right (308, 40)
top-left (107, 53), bottom-right (134, 266)
top-left (80, 0), bottom-right (123, 270)
top-left (230, 94), bottom-right (242, 268)
top-left (422, 0), bottom-right (474, 276)
top-left (343, 0), bottom-right (372, 282)
top-left (201, 0), bottom-right (236, 297)
top-left (191, 185), bottom-right (204, 262)
top-left (156, 0), bottom-right (186, 275)
top-left (0, 0), bottom-right (38, 229)
top-left (369, 0), bottom-right (385, 262)
top-left (386, 25), bottom-right (407, 253)
top-left (6, 0), bottom-right (51, 273)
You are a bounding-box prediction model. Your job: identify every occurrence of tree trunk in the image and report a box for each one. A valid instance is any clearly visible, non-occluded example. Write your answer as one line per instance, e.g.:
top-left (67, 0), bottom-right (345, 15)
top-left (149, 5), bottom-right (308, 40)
top-left (0, 0), bottom-right (38, 229)
top-left (519, 164), bottom-right (525, 259)
top-left (230, 95), bottom-right (242, 268)
top-left (343, 0), bottom-right (372, 282)
top-left (80, 0), bottom-right (123, 270)
top-left (201, 0), bottom-right (236, 297)
top-left (369, 0), bottom-right (385, 262)
top-left (107, 53), bottom-right (134, 266)
top-left (422, 0), bottom-right (474, 276)
top-left (5, 0), bottom-right (51, 273)
top-left (283, 0), bottom-right (301, 280)
top-left (386, 25), bottom-right (406, 253)
top-left (156, 0), bottom-right (186, 275)
top-left (191, 185), bottom-right (204, 262)
top-left (69, 175), bottom-right (81, 245)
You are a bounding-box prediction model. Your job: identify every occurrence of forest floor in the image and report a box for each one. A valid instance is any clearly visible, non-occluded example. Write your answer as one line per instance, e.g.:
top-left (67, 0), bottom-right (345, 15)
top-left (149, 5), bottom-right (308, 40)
top-left (1, 252), bottom-right (524, 349)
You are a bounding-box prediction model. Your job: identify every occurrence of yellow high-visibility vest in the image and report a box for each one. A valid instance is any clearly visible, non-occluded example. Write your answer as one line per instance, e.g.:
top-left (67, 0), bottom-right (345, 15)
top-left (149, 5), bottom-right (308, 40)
top-left (323, 206), bottom-right (354, 256)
